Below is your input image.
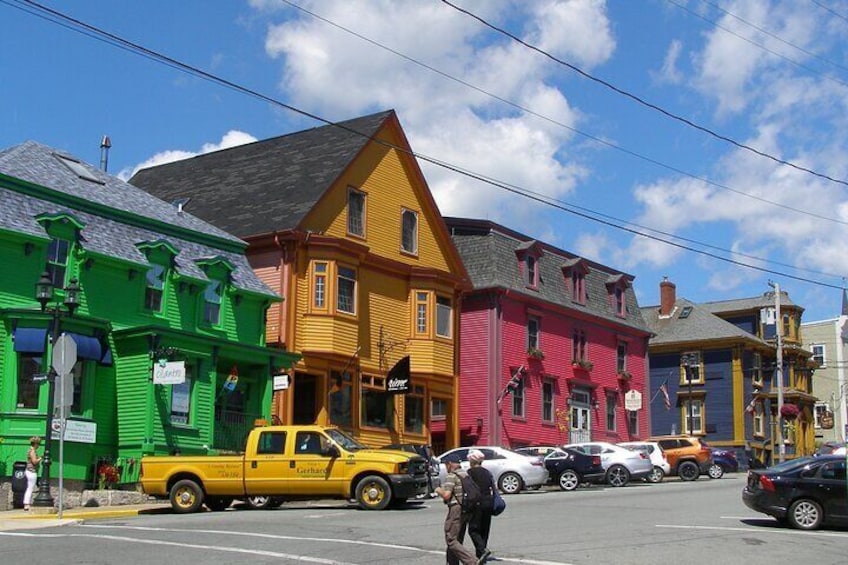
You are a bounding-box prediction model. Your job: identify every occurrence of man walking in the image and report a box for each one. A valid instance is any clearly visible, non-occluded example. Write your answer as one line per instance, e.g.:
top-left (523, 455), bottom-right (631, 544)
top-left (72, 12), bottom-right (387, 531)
top-left (435, 459), bottom-right (478, 565)
top-left (467, 449), bottom-right (495, 563)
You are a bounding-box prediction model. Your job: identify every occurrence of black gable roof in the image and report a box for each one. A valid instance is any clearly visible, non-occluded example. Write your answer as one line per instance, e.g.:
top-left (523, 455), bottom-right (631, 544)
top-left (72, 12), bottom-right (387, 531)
top-left (130, 111), bottom-right (394, 238)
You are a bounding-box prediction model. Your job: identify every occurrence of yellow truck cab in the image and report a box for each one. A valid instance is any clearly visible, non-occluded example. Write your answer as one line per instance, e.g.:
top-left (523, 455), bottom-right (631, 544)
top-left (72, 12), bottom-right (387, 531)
top-left (140, 425), bottom-right (429, 512)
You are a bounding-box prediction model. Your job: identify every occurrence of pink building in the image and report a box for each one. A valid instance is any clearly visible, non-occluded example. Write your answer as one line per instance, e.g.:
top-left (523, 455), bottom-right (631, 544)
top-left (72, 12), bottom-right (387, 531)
top-left (447, 218), bottom-right (652, 448)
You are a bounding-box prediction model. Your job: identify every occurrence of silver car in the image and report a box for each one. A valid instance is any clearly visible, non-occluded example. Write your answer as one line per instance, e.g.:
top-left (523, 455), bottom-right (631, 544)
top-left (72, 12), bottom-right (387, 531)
top-left (437, 446), bottom-right (549, 494)
top-left (618, 441), bottom-right (670, 483)
top-left (563, 441), bottom-right (652, 487)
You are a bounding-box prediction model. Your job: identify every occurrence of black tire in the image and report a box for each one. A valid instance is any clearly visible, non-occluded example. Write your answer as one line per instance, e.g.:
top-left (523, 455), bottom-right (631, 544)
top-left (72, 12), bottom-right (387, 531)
top-left (498, 472), bottom-right (524, 494)
top-left (788, 498), bottom-right (823, 530)
top-left (204, 496), bottom-right (233, 512)
top-left (606, 464), bottom-right (630, 487)
top-left (646, 466), bottom-right (664, 483)
top-left (170, 479), bottom-right (204, 514)
top-left (246, 495), bottom-right (274, 510)
top-left (708, 463), bottom-right (725, 479)
top-left (558, 469), bottom-right (581, 491)
top-left (355, 475), bottom-right (392, 510)
top-left (268, 497), bottom-right (285, 509)
top-left (678, 461), bottom-right (699, 481)
top-left (388, 497), bottom-right (408, 508)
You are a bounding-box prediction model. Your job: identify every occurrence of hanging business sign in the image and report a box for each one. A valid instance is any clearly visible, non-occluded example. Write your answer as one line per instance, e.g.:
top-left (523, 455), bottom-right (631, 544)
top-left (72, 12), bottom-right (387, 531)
top-left (624, 390), bottom-right (642, 411)
top-left (273, 373), bottom-right (290, 391)
top-left (152, 360), bottom-right (186, 385)
top-left (820, 411), bottom-right (834, 430)
top-left (385, 356), bottom-right (411, 394)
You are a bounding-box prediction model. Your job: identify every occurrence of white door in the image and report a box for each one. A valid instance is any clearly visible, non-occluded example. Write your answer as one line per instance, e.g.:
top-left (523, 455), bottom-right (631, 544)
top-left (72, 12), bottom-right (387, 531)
top-left (570, 405), bottom-right (591, 443)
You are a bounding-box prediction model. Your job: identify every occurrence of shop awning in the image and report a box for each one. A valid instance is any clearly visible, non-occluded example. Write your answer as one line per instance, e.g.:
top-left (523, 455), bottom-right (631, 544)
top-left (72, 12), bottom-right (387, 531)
top-left (68, 333), bottom-right (103, 361)
top-left (13, 327), bottom-right (47, 353)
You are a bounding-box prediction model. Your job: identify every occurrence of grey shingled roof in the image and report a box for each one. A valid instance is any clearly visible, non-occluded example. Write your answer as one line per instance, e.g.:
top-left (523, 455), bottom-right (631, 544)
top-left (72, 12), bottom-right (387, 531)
top-left (640, 298), bottom-right (769, 347)
top-left (0, 141), bottom-right (276, 297)
top-left (446, 217), bottom-right (650, 333)
top-left (700, 292), bottom-right (801, 314)
top-left (129, 111), bottom-right (394, 238)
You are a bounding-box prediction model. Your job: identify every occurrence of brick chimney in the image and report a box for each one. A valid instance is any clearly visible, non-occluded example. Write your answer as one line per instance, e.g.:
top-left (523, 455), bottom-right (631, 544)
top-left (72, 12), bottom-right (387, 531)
top-left (659, 277), bottom-right (676, 316)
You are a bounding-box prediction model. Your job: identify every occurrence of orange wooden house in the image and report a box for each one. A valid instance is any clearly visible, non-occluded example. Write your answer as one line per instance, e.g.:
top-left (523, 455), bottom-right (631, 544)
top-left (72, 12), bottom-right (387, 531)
top-left (131, 111), bottom-right (469, 451)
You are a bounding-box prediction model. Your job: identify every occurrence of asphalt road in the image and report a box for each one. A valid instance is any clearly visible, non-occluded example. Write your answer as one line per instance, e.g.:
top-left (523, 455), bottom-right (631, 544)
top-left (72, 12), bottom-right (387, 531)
top-left (1, 474), bottom-right (847, 565)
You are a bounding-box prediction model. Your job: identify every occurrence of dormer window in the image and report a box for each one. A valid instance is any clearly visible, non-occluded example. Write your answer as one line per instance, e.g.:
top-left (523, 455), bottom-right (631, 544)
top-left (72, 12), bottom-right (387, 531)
top-left (47, 237), bottom-right (70, 288)
top-left (572, 270), bottom-right (584, 303)
top-left (145, 264), bottom-right (166, 312)
top-left (615, 286), bottom-right (625, 316)
top-left (515, 241), bottom-right (542, 289)
top-left (137, 240), bottom-right (178, 316)
top-left (526, 256), bottom-right (537, 287)
top-left (606, 274), bottom-right (629, 318)
top-left (204, 280), bottom-right (222, 325)
top-left (196, 256), bottom-right (234, 327)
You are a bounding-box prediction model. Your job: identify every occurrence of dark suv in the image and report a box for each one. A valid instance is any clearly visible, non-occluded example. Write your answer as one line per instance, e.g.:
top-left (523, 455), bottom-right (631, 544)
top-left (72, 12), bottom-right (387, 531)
top-left (649, 435), bottom-right (713, 481)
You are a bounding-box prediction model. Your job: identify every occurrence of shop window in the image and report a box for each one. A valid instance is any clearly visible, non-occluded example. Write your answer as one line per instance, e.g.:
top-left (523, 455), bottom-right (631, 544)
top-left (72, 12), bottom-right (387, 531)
top-left (401, 209), bottom-right (418, 254)
top-left (361, 374), bottom-right (391, 428)
top-left (606, 392), bottom-right (617, 431)
top-left (70, 360), bottom-right (87, 416)
top-left (347, 188), bottom-right (366, 237)
top-left (329, 370), bottom-right (352, 427)
top-left (405, 385), bottom-right (425, 434)
top-left (144, 263), bottom-right (166, 312)
top-left (436, 296), bottom-right (452, 338)
top-left (337, 267), bottom-right (357, 315)
top-left (542, 380), bottom-right (554, 422)
top-left (17, 354), bottom-right (43, 410)
top-left (170, 369), bottom-right (193, 425)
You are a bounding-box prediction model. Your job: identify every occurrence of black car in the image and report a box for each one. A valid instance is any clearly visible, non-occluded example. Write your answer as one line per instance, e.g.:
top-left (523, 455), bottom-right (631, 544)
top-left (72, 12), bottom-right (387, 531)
top-left (742, 454), bottom-right (848, 530)
top-left (544, 447), bottom-right (606, 491)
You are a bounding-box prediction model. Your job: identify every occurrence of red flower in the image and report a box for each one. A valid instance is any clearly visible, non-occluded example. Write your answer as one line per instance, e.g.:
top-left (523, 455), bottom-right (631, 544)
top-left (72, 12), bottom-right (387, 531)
top-left (98, 463), bottom-right (120, 485)
top-left (780, 404), bottom-right (800, 420)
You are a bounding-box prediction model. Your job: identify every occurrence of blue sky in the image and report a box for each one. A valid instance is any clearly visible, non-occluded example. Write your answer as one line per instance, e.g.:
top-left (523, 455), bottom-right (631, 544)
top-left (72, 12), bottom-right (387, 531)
top-left (3, 0), bottom-right (848, 323)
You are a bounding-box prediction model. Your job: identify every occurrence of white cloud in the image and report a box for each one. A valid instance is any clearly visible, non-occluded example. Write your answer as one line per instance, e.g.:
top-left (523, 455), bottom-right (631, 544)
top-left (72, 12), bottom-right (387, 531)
top-left (531, 0), bottom-right (615, 69)
top-left (654, 39), bottom-right (683, 85)
top-left (120, 130), bottom-right (257, 180)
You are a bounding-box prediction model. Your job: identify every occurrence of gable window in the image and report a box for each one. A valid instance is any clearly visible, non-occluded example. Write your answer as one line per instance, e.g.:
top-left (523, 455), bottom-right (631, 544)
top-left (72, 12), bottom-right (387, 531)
top-left (17, 354), bottom-right (43, 410)
top-left (753, 402), bottom-right (764, 436)
top-left (542, 380), bottom-right (554, 422)
top-left (405, 385), bottom-right (425, 434)
top-left (682, 398), bottom-right (704, 434)
top-left (329, 370), bottom-right (352, 427)
top-left (680, 351), bottom-right (702, 384)
top-left (203, 280), bottom-right (223, 325)
top-left (572, 329), bottom-right (587, 362)
top-left (614, 286), bottom-right (625, 317)
top-left (313, 262), bottom-right (328, 310)
top-left (401, 209), bottom-right (418, 254)
top-left (347, 188), bottom-right (365, 237)
top-left (415, 292), bottom-right (428, 335)
top-left (47, 237), bottom-right (70, 287)
top-left (526, 256), bottom-right (537, 287)
top-left (337, 266), bottom-right (357, 315)
top-left (606, 392), bottom-right (617, 431)
top-left (811, 344), bottom-right (826, 367)
top-left (361, 374), bottom-right (391, 428)
top-left (751, 352), bottom-right (763, 386)
top-left (527, 316), bottom-right (540, 350)
top-left (616, 341), bottom-right (627, 373)
top-left (170, 368), bottom-right (193, 425)
top-left (436, 296), bottom-right (452, 338)
top-left (571, 270), bottom-right (586, 304)
top-left (512, 377), bottom-right (525, 418)
top-left (145, 264), bottom-right (166, 312)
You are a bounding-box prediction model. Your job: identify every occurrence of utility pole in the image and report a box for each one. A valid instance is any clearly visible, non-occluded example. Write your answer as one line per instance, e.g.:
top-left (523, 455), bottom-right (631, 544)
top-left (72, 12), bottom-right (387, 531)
top-left (769, 281), bottom-right (785, 463)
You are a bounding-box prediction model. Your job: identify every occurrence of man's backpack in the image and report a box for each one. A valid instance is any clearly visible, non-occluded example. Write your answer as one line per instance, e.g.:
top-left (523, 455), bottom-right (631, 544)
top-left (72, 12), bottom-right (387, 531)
top-left (458, 472), bottom-right (482, 512)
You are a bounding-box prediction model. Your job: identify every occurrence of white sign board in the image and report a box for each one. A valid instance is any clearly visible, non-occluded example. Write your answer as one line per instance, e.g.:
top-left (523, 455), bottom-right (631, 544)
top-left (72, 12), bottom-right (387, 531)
top-left (51, 419), bottom-right (97, 443)
top-left (625, 390), bottom-right (643, 411)
top-left (273, 374), bottom-right (290, 391)
top-left (153, 361), bottom-right (186, 385)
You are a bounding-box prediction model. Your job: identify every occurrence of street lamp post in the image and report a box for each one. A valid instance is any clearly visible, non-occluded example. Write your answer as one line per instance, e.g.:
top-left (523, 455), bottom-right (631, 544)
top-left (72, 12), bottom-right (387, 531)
top-left (32, 271), bottom-right (79, 508)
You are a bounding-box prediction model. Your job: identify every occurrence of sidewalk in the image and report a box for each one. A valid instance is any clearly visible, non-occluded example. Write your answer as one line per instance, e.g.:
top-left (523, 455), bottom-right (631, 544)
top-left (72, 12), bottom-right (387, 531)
top-left (0, 503), bottom-right (170, 532)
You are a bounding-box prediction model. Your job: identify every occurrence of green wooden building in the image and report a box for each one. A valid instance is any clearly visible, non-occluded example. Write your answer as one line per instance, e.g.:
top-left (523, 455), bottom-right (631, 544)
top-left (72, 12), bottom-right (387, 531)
top-left (0, 141), bottom-right (299, 485)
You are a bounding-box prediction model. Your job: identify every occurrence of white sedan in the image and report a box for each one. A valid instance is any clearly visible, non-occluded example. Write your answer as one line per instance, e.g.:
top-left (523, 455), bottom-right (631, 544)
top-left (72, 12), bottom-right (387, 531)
top-left (563, 442), bottom-right (653, 487)
top-left (436, 446), bottom-right (549, 494)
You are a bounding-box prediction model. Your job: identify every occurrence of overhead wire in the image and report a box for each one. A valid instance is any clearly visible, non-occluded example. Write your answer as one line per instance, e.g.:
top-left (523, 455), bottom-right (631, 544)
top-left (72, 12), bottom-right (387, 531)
top-left (439, 0), bottom-right (848, 189)
top-left (810, 0), bottom-right (848, 26)
top-left (5, 0), bottom-right (846, 291)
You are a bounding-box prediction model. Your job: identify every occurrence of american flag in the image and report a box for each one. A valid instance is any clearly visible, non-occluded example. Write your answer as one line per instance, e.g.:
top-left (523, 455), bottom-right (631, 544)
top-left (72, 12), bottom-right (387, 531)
top-left (745, 396), bottom-right (757, 414)
top-left (659, 383), bottom-right (671, 410)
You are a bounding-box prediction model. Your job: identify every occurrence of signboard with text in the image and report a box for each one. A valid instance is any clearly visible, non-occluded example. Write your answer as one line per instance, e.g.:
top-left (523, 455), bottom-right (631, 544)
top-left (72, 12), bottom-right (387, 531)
top-left (152, 361), bottom-right (186, 385)
top-left (625, 390), bottom-right (643, 411)
top-left (50, 419), bottom-right (97, 443)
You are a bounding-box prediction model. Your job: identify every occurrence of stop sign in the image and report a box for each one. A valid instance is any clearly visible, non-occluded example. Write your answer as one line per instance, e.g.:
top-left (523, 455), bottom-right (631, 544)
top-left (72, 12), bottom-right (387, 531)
top-left (52, 333), bottom-right (77, 375)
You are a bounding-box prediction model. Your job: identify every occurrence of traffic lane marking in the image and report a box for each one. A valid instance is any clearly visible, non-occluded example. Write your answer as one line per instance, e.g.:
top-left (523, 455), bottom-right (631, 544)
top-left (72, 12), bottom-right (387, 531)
top-left (0, 531), bottom-right (352, 564)
top-left (657, 523), bottom-right (848, 539)
top-left (81, 524), bottom-right (572, 565)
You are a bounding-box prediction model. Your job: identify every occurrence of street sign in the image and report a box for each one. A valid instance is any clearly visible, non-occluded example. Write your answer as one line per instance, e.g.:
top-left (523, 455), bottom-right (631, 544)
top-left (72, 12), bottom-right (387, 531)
top-left (52, 333), bottom-right (77, 375)
top-left (32, 372), bottom-right (50, 383)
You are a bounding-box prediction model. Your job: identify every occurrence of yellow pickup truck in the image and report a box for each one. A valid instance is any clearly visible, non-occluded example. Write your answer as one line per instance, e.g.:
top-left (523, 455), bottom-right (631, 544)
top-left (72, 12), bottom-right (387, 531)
top-left (140, 425), bottom-right (429, 512)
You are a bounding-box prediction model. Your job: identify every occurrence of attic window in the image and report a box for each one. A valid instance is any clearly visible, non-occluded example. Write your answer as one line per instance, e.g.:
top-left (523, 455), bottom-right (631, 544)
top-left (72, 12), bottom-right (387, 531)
top-left (54, 154), bottom-right (103, 184)
top-left (679, 306), bottom-right (693, 319)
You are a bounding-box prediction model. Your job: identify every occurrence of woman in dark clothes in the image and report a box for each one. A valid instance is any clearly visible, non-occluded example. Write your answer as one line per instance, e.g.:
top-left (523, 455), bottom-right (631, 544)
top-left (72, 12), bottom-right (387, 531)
top-left (466, 449), bottom-right (495, 563)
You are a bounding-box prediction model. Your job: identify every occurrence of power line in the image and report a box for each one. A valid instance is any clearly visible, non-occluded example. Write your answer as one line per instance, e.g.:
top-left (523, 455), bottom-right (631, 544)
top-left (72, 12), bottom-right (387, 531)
top-left (276, 0), bottom-right (848, 236)
top-left (6, 0), bottom-right (846, 291)
top-left (810, 0), bottom-right (848, 25)
top-left (439, 0), bottom-right (848, 189)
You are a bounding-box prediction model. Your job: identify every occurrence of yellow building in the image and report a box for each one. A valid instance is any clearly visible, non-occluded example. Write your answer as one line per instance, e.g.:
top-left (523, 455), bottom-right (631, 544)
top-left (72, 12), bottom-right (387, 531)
top-left (131, 111), bottom-right (469, 452)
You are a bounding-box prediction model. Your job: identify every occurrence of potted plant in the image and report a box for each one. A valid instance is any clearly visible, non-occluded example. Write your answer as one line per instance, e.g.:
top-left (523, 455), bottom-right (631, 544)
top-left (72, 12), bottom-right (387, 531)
top-left (572, 359), bottom-right (594, 371)
top-left (527, 347), bottom-right (545, 360)
top-left (617, 370), bottom-right (632, 381)
top-left (780, 404), bottom-right (800, 420)
top-left (97, 462), bottom-right (121, 489)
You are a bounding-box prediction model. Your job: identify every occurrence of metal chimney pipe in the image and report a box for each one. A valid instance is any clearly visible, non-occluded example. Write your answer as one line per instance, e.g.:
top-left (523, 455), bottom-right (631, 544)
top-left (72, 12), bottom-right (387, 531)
top-left (99, 135), bottom-right (112, 172)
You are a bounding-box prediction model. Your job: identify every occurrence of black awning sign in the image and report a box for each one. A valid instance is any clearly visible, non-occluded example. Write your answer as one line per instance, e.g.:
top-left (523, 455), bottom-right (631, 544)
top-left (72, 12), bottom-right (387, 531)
top-left (386, 356), bottom-right (411, 394)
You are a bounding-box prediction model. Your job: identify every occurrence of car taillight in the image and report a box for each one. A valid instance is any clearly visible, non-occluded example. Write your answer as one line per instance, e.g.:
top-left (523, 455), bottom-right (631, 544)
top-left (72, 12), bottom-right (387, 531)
top-left (591, 456), bottom-right (601, 466)
top-left (759, 476), bottom-right (775, 493)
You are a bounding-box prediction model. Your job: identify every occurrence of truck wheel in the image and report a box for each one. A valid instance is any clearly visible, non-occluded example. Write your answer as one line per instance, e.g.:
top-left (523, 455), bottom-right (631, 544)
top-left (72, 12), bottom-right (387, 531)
top-left (204, 497), bottom-right (233, 512)
top-left (170, 479), bottom-right (204, 514)
top-left (356, 475), bottom-right (392, 510)
top-left (246, 495), bottom-right (273, 510)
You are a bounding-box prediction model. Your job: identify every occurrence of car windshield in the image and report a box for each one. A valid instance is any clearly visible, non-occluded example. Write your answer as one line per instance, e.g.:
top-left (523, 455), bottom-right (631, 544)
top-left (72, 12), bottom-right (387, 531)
top-left (326, 428), bottom-right (366, 451)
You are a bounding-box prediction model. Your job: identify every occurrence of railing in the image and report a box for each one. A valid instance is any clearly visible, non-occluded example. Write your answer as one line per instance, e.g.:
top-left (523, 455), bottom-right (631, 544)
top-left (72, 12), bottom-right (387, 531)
top-left (213, 408), bottom-right (263, 452)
